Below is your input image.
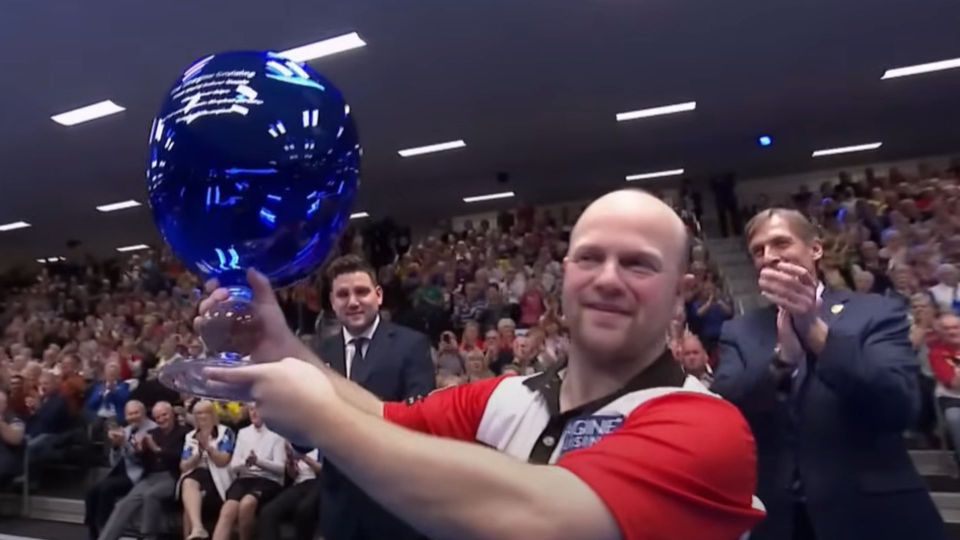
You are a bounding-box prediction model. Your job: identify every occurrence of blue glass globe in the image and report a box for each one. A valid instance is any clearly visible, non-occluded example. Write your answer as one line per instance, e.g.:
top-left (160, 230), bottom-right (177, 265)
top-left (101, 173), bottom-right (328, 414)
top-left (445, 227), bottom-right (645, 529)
top-left (149, 51), bottom-right (359, 401)
top-left (147, 51), bottom-right (360, 290)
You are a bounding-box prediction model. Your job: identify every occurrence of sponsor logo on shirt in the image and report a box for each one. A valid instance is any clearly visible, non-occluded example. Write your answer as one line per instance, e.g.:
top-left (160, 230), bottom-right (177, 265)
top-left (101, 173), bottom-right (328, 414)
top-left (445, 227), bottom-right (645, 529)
top-left (559, 414), bottom-right (625, 455)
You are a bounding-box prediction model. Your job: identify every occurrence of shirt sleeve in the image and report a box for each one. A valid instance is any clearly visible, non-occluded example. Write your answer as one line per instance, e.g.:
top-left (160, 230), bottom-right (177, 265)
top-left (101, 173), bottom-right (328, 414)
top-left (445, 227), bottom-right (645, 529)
top-left (557, 393), bottom-right (765, 540)
top-left (383, 376), bottom-right (508, 441)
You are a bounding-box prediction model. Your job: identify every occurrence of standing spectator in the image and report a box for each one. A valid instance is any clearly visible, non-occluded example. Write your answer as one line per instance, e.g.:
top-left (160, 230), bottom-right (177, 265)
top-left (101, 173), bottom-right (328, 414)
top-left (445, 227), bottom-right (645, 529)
top-left (179, 400), bottom-right (236, 540)
top-left (685, 279), bottom-right (733, 355)
top-left (85, 401), bottom-right (155, 540)
top-left (98, 401), bottom-right (187, 540)
top-left (713, 208), bottom-right (944, 540)
top-left (930, 314), bottom-right (960, 459)
top-left (929, 263), bottom-right (960, 314)
top-left (313, 255), bottom-right (434, 540)
top-left (212, 405), bottom-right (285, 540)
top-left (0, 389), bottom-right (25, 486)
top-left (258, 444), bottom-right (323, 540)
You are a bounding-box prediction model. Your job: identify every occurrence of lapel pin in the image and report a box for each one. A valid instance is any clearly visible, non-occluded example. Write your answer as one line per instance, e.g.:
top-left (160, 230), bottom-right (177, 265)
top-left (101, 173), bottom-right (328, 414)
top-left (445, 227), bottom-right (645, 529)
top-left (830, 304), bottom-right (844, 315)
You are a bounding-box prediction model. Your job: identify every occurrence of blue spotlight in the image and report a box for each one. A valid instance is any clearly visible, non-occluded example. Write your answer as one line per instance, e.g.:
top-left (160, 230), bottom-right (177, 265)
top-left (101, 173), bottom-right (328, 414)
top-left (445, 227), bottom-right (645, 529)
top-left (758, 135), bottom-right (773, 147)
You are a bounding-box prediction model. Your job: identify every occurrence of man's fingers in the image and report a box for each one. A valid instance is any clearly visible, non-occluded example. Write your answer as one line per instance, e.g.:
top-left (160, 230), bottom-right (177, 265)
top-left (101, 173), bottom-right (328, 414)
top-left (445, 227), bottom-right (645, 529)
top-left (776, 262), bottom-right (816, 286)
top-left (205, 364), bottom-right (269, 385)
top-left (204, 279), bottom-right (221, 294)
top-left (247, 269), bottom-right (278, 307)
top-left (198, 288), bottom-right (231, 316)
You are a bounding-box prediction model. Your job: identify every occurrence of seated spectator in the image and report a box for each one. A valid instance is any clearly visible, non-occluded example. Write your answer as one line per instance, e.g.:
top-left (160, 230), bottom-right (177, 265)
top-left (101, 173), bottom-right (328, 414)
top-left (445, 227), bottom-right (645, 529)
top-left (489, 319), bottom-right (517, 374)
top-left (541, 316), bottom-right (569, 366)
top-left (458, 320), bottom-right (483, 352)
top-left (25, 371), bottom-right (73, 462)
top-left (7, 373), bottom-right (34, 419)
top-left (852, 269), bottom-right (876, 294)
top-left (179, 400), bottom-right (236, 540)
top-left (511, 334), bottom-right (547, 376)
top-left (85, 361), bottom-right (132, 427)
top-left (929, 263), bottom-right (960, 314)
top-left (451, 282), bottom-right (487, 332)
top-left (258, 443), bottom-right (323, 540)
top-left (435, 331), bottom-right (465, 378)
top-left (0, 389), bottom-right (25, 486)
top-left (517, 280), bottom-right (546, 329)
top-left (85, 401), bottom-right (156, 540)
top-left (911, 293), bottom-right (941, 349)
top-left (58, 353), bottom-right (87, 416)
top-left (463, 348), bottom-right (495, 383)
top-left (886, 264), bottom-right (918, 308)
top-left (479, 285), bottom-right (517, 332)
top-left (98, 401), bottom-right (188, 540)
top-left (212, 405), bottom-right (285, 540)
top-left (678, 333), bottom-right (713, 387)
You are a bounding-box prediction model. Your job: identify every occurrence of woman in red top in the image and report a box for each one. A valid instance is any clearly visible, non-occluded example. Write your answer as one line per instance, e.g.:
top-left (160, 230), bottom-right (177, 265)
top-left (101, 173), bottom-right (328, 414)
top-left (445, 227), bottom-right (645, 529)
top-left (518, 281), bottom-right (545, 329)
top-left (459, 321), bottom-right (484, 353)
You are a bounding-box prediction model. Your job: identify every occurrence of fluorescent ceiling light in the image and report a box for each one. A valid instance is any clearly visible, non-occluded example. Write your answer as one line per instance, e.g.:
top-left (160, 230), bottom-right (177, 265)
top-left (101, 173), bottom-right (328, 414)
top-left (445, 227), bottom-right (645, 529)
top-left (116, 244), bottom-right (150, 253)
top-left (463, 191), bottom-right (515, 203)
top-left (616, 101), bottom-right (697, 122)
top-left (398, 140), bottom-right (466, 157)
top-left (812, 142), bottom-right (883, 157)
top-left (626, 168), bottom-right (685, 181)
top-left (882, 57), bottom-right (960, 80)
top-left (51, 100), bottom-right (125, 126)
top-left (0, 221), bottom-right (31, 232)
top-left (278, 32), bottom-right (367, 62)
top-left (350, 212), bottom-right (370, 219)
top-left (96, 200), bottom-right (142, 212)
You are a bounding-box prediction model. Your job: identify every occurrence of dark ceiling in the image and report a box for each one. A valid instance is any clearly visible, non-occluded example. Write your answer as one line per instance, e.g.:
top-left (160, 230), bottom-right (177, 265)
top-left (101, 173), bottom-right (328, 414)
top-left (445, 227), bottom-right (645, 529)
top-left (1, 0), bottom-right (959, 265)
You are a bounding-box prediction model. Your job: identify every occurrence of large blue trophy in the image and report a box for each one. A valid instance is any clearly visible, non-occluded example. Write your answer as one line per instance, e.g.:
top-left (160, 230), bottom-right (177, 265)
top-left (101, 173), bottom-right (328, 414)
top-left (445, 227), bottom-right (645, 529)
top-left (149, 51), bottom-right (360, 401)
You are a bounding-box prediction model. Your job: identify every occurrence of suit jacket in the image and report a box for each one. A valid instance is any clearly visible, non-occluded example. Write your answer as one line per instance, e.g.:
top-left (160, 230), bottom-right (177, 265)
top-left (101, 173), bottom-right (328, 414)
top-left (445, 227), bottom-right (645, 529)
top-left (315, 318), bottom-right (435, 540)
top-left (109, 419), bottom-right (157, 484)
top-left (712, 289), bottom-right (946, 540)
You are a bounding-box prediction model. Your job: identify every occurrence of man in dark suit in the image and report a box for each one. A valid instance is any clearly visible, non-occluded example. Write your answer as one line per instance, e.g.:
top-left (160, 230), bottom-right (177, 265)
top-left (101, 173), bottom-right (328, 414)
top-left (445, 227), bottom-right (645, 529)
top-left (316, 254), bottom-right (435, 540)
top-left (712, 208), bottom-right (946, 540)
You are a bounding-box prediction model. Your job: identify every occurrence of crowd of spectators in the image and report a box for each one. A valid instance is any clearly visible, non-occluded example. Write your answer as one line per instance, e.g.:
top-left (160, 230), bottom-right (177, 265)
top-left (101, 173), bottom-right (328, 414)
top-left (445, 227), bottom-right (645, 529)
top-left (739, 161), bottom-right (960, 452)
top-left (0, 196), bottom-right (718, 538)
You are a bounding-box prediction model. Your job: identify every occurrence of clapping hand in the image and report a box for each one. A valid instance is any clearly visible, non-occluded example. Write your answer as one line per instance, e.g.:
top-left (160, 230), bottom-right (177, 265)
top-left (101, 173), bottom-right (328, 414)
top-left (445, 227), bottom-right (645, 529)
top-left (196, 430), bottom-right (211, 451)
top-left (759, 262), bottom-right (818, 320)
top-left (246, 450), bottom-right (258, 467)
top-left (107, 428), bottom-right (125, 447)
top-left (776, 309), bottom-right (805, 367)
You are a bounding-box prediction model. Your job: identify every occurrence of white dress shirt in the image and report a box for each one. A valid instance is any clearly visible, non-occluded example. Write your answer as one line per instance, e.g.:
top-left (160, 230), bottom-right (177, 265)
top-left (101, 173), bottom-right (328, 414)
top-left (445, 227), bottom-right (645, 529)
top-left (343, 315), bottom-right (380, 379)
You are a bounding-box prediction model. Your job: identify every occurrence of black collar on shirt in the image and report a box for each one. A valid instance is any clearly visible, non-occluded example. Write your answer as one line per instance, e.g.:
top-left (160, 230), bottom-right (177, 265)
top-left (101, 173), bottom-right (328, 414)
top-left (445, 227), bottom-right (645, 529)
top-left (522, 348), bottom-right (685, 464)
top-left (523, 347), bottom-right (686, 417)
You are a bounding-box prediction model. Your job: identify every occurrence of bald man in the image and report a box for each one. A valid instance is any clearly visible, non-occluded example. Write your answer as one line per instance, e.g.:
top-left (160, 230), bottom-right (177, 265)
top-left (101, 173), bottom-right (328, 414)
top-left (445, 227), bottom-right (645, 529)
top-left (99, 401), bottom-right (188, 540)
top-left (198, 189), bottom-right (765, 540)
top-left (85, 400), bottom-right (155, 539)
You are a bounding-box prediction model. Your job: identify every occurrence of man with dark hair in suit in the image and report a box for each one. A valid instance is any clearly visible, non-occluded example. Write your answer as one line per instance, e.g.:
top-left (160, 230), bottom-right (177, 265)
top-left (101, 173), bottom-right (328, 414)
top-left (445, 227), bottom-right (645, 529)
top-left (712, 208), bottom-right (946, 540)
top-left (316, 254), bottom-right (435, 540)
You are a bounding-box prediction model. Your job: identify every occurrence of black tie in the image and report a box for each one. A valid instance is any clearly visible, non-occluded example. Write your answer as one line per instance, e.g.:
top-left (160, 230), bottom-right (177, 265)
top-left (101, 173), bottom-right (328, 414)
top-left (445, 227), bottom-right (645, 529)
top-left (350, 337), bottom-right (368, 379)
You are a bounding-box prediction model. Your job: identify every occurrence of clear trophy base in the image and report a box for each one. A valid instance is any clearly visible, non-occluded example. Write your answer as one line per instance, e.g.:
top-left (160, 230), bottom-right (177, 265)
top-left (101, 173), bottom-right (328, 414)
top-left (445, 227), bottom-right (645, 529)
top-left (158, 355), bottom-right (254, 402)
top-left (159, 284), bottom-right (261, 402)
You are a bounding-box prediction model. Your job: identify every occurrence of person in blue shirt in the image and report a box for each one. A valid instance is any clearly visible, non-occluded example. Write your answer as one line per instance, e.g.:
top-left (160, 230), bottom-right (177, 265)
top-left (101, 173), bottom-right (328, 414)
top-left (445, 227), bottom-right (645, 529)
top-left (85, 362), bottom-right (132, 425)
top-left (686, 278), bottom-right (734, 355)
